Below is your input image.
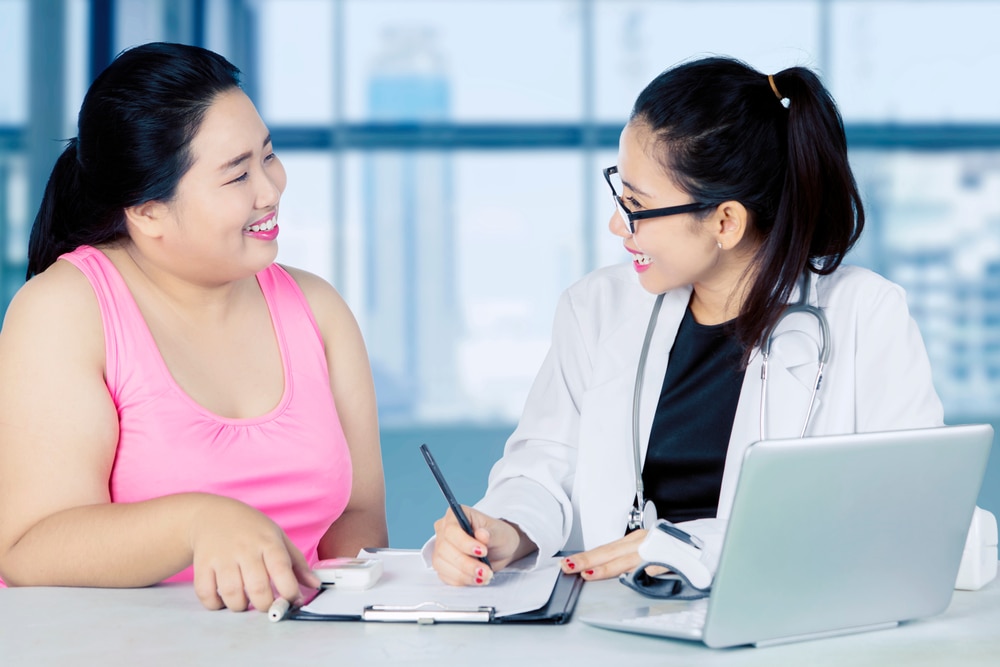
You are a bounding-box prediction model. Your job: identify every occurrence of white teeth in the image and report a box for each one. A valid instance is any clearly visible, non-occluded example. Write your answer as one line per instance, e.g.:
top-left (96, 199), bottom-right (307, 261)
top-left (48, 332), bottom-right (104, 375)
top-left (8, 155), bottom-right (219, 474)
top-left (245, 217), bottom-right (276, 233)
top-left (635, 254), bottom-right (652, 265)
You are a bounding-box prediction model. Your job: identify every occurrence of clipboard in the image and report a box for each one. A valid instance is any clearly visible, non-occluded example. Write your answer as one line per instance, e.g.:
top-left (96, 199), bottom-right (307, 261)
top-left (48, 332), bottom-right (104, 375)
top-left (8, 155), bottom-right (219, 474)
top-left (286, 551), bottom-right (584, 625)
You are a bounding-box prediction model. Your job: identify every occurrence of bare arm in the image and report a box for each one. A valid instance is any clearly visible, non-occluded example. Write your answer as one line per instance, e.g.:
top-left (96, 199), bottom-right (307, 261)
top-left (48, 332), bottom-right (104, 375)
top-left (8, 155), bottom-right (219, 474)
top-left (287, 267), bottom-right (388, 557)
top-left (0, 262), bottom-right (317, 609)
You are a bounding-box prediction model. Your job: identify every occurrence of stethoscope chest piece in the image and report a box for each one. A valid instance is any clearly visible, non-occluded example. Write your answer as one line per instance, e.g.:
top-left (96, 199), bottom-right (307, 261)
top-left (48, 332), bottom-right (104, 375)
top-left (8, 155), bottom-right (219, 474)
top-left (627, 499), bottom-right (659, 533)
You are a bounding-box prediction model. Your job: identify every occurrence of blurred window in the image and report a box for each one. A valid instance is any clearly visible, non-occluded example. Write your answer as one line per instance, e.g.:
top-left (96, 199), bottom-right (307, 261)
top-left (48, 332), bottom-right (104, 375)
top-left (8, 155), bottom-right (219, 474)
top-left (3, 0), bottom-right (1000, 428)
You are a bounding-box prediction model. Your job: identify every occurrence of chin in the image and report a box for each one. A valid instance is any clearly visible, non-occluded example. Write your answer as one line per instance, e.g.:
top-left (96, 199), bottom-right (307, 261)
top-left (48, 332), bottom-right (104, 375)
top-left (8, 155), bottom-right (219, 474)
top-left (638, 271), bottom-right (687, 296)
top-left (250, 242), bottom-right (280, 269)
top-left (636, 272), bottom-right (667, 295)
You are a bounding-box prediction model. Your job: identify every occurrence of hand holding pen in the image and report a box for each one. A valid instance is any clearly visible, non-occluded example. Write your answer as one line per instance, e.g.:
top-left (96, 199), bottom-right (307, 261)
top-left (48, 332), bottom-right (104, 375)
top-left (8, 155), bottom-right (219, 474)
top-left (421, 444), bottom-right (495, 583)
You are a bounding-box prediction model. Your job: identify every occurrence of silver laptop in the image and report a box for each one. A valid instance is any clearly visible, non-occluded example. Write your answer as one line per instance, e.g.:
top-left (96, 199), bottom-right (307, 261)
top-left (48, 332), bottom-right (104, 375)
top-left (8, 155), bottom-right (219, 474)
top-left (580, 424), bottom-right (994, 648)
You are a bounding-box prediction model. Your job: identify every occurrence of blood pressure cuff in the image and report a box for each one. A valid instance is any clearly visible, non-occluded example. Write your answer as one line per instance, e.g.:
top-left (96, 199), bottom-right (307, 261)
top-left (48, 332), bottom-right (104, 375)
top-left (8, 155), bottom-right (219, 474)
top-left (619, 519), bottom-right (716, 600)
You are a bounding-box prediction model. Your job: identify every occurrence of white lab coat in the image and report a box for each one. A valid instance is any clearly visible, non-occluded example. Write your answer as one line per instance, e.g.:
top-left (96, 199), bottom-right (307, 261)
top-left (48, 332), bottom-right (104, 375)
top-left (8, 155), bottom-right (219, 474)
top-left (474, 262), bottom-right (946, 561)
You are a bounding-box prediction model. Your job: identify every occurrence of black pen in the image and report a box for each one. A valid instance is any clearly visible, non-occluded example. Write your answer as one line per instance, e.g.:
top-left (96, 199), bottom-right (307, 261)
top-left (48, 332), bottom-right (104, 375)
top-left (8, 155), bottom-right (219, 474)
top-left (419, 443), bottom-right (493, 570)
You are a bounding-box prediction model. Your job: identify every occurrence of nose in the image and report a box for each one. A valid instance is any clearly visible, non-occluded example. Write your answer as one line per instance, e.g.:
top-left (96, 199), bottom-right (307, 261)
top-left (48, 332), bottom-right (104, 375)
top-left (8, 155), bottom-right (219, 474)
top-left (256, 162), bottom-right (286, 209)
top-left (608, 208), bottom-right (632, 238)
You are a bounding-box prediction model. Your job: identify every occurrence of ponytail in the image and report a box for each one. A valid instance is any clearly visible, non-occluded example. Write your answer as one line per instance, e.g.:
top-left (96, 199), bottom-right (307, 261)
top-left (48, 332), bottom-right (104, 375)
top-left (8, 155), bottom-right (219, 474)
top-left (26, 139), bottom-right (124, 278)
top-left (738, 67), bottom-right (864, 357)
top-left (630, 57), bottom-right (864, 363)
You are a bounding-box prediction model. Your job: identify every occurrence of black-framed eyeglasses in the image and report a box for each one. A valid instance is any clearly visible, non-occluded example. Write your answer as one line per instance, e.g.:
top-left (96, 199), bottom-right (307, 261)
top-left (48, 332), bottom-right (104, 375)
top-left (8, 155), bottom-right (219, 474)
top-left (603, 165), bottom-right (715, 235)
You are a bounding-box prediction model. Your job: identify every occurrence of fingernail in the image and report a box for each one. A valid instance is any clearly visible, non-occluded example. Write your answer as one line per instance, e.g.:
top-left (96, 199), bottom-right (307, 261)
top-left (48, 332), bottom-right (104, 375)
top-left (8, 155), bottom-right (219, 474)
top-left (474, 547), bottom-right (484, 556)
top-left (477, 567), bottom-right (484, 578)
top-left (584, 570), bottom-right (595, 576)
top-left (565, 559), bottom-right (575, 570)
top-left (475, 577), bottom-right (484, 585)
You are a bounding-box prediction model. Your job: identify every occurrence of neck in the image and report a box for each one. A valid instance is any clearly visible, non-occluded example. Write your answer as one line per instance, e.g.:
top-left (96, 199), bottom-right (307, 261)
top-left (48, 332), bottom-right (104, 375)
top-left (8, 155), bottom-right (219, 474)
top-left (116, 243), bottom-right (252, 322)
top-left (690, 251), bottom-right (757, 326)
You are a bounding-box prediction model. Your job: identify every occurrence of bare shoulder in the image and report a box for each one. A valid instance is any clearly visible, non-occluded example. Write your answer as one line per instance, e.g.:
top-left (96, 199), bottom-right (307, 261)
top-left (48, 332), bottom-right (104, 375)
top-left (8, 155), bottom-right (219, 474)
top-left (0, 260), bottom-right (104, 364)
top-left (278, 265), bottom-right (359, 338)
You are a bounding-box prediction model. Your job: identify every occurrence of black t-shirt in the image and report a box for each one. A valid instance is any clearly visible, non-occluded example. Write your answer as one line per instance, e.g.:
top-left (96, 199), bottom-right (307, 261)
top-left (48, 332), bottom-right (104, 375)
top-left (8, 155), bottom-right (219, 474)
top-left (642, 306), bottom-right (747, 523)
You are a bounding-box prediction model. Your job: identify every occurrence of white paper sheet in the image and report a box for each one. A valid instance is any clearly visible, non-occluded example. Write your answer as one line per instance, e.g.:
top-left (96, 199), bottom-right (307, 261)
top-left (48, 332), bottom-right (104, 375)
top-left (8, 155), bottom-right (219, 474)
top-left (300, 550), bottom-right (563, 618)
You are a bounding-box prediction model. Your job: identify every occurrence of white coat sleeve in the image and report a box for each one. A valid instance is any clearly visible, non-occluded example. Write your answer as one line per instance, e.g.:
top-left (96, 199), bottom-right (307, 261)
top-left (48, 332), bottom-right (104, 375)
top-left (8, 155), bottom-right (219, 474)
top-left (852, 280), bottom-right (944, 430)
top-left (473, 287), bottom-right (595, 561)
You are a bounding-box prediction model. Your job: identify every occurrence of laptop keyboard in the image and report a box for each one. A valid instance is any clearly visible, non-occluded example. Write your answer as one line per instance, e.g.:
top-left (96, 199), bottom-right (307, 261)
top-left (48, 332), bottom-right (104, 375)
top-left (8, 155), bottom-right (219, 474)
top-left (618, 601), bottom-right (708, 638)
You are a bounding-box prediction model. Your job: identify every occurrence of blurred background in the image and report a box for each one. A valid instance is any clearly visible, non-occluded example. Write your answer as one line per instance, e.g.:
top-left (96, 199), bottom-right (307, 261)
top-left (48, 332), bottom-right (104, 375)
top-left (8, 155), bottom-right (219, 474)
top-left (1, 0), bottom-right (998, 547)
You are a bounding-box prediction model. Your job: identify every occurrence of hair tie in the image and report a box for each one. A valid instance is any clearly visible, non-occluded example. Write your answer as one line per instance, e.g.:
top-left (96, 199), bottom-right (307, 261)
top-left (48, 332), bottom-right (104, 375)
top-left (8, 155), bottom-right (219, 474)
top-left (767, 74), bottom-right (783, 101)
top-left (768, 74), bottom-right (790, 108)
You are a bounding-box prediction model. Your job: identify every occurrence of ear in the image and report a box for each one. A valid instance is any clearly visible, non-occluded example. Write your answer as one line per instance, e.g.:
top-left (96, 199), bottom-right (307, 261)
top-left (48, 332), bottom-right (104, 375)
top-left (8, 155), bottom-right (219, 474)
top-left (123, 200), bottom-right (169, 240)
top-left (711, 201), bottom-right (750, 251)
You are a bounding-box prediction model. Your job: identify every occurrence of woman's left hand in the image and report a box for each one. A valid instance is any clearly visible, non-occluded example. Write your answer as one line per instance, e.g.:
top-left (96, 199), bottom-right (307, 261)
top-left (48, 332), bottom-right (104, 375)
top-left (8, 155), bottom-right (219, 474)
top-left (559, 530), bottom-right (671, 581)
top-left (559, 530), bottom-right (647, 580)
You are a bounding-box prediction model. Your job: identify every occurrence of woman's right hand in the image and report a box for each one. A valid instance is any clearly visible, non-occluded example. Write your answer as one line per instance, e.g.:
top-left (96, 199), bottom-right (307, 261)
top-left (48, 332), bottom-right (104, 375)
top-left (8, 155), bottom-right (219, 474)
top-left (431, 506), bottom-right (534, 586)
top-left (188, 496), bottom-right (321, 612)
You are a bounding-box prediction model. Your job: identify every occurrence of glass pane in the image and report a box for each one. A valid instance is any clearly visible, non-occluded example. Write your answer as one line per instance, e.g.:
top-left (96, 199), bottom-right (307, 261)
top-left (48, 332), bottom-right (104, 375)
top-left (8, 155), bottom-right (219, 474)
top-left (324, 151), bottom-right (584, 424)
top-left (273, 151), bottom-right (338, 285)
top-left (0, 0), bottom-right (28, 124)
top-left (453, 153), bottom-right (584, 421)
top-left (115, 0), bottom-right (167, 52)
top-left (257, 0), bottom-right (336, 123)
top-left (594, 1), bottom-right (822, 121)
top-left (65, 0), bottom-right (90, 131)
top-left (849, 149), bottom-right (1000, 419)
top-left (830, 1), bottom-right (1000, 122)
top-left (1, 155), bottom-right (29, 264)
top-left (343, 0), bottom-right (582, 121)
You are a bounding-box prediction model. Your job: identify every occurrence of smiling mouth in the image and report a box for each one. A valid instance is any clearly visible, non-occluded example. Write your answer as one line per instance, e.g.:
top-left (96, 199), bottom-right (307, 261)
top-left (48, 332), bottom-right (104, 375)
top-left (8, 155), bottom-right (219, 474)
top-left (634, 254), bottom-right (652, 265)
top-left (244, 215), bottom-right (276, 233)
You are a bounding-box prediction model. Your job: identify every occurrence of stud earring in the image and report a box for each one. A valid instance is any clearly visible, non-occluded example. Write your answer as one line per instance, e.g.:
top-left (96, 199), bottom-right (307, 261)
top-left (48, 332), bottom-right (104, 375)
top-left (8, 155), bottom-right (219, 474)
top-left (717, 242), bottom-right (723, 249)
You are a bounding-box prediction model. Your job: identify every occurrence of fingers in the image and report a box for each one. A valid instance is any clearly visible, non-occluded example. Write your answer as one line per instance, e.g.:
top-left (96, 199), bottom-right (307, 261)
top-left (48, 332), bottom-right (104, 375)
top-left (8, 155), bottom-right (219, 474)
top-left (431, 508), bottom-right (495, 587)
top-left (241, 555), bottom-right (278, 612)
top-left (431, 524), bottom-right (494, 586)
top-left (193, 567), bottom-right (225, 611)
top-left (561, 529), bottom-right (647, 581)
top-left (286, 537), bottom-right (322, 590)
top-left (214, 563), bottom-right (251, 611)
top-left (190, 520), bottom-right (319, 612)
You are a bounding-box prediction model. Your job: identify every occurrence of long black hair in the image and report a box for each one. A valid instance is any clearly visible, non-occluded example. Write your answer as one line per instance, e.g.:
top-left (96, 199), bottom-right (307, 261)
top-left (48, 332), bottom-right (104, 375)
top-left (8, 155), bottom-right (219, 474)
top-left (26, 42), bottom-right (242, 278)
top-left (630, 56), bottom-right (864, 360)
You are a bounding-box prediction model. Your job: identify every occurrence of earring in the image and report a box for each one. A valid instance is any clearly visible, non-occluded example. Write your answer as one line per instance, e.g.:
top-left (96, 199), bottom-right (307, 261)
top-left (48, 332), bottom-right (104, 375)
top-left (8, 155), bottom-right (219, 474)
top-left (717, 242), bottom-right (723, 249)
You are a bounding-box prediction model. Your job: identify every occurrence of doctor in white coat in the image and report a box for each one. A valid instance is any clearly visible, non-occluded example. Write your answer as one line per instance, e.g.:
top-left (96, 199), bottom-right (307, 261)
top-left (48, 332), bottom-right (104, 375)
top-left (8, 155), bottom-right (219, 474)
top-left (430, 57), bottom-right (945, 587)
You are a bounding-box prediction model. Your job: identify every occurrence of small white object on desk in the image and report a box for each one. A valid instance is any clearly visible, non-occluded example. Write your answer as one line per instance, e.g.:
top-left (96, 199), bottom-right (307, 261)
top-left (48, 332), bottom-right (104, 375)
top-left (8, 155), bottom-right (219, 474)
top-left (313, 557), bottom-right (384, 590)
top-left (955, 507), bottom-right (998, 591)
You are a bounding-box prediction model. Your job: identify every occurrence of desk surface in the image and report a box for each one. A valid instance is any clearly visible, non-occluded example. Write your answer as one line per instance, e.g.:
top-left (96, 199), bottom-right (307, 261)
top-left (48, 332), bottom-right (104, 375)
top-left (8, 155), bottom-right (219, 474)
top-left (2, 570), bottom-right (998, 667)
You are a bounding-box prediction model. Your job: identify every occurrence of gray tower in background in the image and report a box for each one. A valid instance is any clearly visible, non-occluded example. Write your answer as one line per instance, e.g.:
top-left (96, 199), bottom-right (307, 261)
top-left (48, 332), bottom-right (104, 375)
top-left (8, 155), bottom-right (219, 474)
top-left (363, 26), bottom-right (461, 423)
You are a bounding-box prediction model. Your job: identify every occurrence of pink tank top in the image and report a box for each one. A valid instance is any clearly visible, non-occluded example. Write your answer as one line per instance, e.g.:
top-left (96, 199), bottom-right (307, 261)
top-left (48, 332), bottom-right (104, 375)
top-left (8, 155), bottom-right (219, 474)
top-left (59, 246), bottom-right (353, 582)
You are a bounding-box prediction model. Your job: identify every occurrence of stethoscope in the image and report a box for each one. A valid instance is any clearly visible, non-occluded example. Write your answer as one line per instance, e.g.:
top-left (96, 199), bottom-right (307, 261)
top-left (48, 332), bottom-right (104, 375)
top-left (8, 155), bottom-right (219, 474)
top-left (626, 271), bottom-right (831, 532)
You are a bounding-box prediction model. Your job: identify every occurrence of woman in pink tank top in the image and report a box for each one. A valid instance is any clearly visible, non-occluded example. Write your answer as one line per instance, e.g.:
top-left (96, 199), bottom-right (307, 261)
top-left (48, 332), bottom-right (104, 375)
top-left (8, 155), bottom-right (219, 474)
top-left (0, 43), bottom-right (387, 613)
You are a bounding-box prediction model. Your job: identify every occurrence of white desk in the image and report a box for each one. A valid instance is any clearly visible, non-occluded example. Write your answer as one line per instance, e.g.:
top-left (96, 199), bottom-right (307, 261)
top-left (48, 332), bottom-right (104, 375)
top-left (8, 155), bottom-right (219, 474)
top-left (2, 571), bottom-right (998, 667)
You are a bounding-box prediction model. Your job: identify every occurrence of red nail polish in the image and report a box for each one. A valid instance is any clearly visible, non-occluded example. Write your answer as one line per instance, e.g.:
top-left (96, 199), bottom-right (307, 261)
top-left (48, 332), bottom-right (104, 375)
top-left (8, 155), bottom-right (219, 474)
top-left (565, 560), bottom-right (575, 570)
top-left (584, 570), bottom-right (595, 576)
top-left (477, 568), bottom-right (484, 577)
top-left (475, 577), bottom-right (484, 584)
top-left (474, 547), bottom-right (483, 556)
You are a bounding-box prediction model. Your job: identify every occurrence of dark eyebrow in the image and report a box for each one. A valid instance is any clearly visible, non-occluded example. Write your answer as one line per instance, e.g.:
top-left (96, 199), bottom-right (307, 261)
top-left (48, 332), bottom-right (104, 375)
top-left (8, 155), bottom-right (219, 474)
top-left (620, 176), bottom-right (652, 200)
top-left (218, 134), bottom-right (273, 172)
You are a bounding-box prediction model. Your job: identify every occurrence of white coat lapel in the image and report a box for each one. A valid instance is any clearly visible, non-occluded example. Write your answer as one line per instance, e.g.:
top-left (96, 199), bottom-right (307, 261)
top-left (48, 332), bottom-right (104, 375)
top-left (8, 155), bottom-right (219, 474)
top-left (575, 285), bottom-right (691, 549)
